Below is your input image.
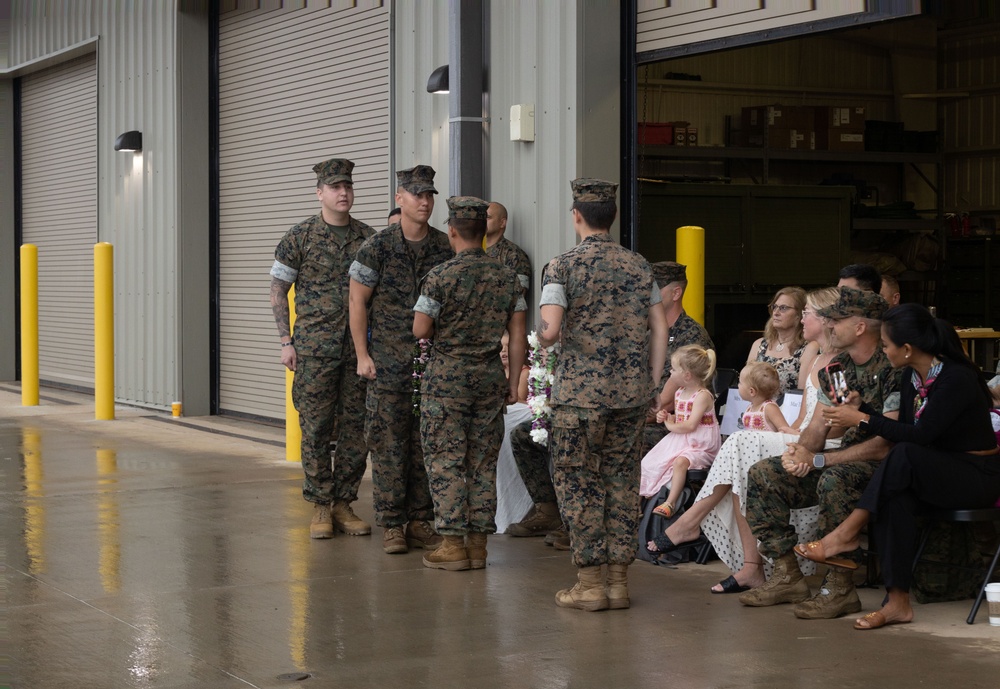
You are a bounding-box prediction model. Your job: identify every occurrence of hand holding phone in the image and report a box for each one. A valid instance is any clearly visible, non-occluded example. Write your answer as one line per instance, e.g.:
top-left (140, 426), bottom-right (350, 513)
top-left (824, 362), bottom-right (849, 404)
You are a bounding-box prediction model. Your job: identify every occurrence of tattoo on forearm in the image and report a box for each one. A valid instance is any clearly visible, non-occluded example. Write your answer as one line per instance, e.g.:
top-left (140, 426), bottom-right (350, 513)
top-left (270, 278), bottom-right (292, 338)
top-left (540, 318), bottom-right (549, 332)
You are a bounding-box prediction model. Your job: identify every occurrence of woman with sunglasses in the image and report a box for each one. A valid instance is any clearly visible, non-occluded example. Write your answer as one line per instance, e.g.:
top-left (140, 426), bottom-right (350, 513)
top-left (747, 286), bottom-right (819, 394)
top-left (796, 303), bottom-right (1000, 629)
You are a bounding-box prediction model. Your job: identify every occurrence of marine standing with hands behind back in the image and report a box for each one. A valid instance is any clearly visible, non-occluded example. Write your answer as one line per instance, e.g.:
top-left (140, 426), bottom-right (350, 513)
top-left (270, 158), bottom-right (375, 540)
top-left (413, 196), bottom-right (527, 571)
top-left (349, 165), bottom-right (454, 555)
top-left (538, 178), bottom-right (668, 611)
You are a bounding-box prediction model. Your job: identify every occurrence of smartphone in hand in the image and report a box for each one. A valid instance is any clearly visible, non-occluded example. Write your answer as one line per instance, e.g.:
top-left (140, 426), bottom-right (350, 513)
top-left (824, 362), bottom-right (849, 404)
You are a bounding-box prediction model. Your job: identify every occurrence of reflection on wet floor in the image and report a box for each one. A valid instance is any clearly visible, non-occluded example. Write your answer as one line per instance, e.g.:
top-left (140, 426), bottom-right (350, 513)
top-left (3, 394), bottom-right (1000, 688)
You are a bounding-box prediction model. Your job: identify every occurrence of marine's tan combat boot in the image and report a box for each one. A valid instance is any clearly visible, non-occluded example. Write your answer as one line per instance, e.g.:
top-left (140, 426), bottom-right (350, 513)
top-left (555, 566), bottom-right (609, 611)
top-left (606, 564), bottom-right (630, 610)
top-left (330, 500), bottom-right (371, 536)
top-left (406, 520), bottom-right (444, 549)
top-left (738, 552), bottom-right (810, 606)
top-left (382, 526), bottom-right (408, 554)
top-left (422, 535), bottom-right (471, 571)
top-left (467, 532), bottom-right (488, 569)
top-left (793, 567), bottom-right (862, 619)
top-left (309, 503), bottom-right (334, 539)
top-left (507, 503), bottom-right (563, 537)
top-left (545, 524), bottom-right (571, 551)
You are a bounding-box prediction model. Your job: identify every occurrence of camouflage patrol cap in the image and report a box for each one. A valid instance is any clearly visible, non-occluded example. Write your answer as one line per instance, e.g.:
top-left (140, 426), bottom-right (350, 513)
top-left (651, 261), bottom-right (687, 285)
top-left (396, 165), bottom-right (438, 194)
top-left (446, 196), bottom-right (489, 221)
top-left (817, 286), bottom-right (888, 320)
top-left (313, 158), bottom-right (354, 185)
top-left (571, 178), bottom-right (618, 203)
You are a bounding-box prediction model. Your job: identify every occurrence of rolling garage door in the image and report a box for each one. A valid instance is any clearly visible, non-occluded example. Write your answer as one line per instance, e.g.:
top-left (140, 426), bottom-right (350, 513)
top-left (217, 1), bottom-right (390, 419)
top-left (19, 54), bottom-right (98, 390)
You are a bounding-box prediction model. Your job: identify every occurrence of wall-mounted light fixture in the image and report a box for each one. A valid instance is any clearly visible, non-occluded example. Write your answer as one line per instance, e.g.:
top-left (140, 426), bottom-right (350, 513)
top-left (114, 130), bottom-right (142, 152)
top-left (426, 65), bottom-right (449, 94)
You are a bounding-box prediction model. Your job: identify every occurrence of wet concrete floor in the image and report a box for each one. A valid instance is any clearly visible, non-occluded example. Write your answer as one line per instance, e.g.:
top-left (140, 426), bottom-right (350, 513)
top-left (2, 385), bottom-right (999, 688)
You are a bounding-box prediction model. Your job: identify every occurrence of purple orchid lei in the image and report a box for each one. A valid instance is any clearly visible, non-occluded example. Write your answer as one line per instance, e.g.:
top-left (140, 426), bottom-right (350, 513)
top-left (526, 331), bottom-right (559, 445)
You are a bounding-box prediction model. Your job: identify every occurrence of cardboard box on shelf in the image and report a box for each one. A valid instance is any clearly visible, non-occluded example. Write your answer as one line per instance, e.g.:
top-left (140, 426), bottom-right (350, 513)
top-left (823, 129), bottom-right (865, 152)
top-left (673, 127), bottom-right (687, 146)
top-left (745, 128), bottom-right (815, 150)
top-left (685, 126), bottom-right (698, 146)
top-left (742, 105), bottom-right (814, 132)
top-left (815, 106), bottom-right (866, 130)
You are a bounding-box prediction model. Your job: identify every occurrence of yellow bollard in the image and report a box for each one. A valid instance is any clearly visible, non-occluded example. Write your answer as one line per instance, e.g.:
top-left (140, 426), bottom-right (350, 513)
top-left (676, 226), bottom-right (706, 327)
top-left (20, 244), bottom-right (39, 406)
top-left (285, 285), bottom-right (301, 462)
top-left (94, 243), bottom-right (115, 420)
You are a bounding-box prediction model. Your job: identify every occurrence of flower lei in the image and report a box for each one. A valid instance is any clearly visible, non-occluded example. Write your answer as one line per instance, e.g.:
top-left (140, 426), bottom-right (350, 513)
top-left (412, 338), bottom-right (432, 417)
top-left (526, 331), bottom-right (559, 445)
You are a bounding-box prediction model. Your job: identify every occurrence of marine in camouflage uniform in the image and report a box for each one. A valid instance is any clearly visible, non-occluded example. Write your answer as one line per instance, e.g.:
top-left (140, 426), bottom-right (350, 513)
top-left (348, 165), bottom-right (454, 554)
top-left (539, 178), bottom-right (668, 611)
top-left (414, 196), bottom-right (527, 570)
top-left (270, 158), bottom-right (375, 539)
top-left (741, 287), bottom-right (901, 618)
top-left (643, 261), bottom-right (715, 454)
top-left (485, 201), bottom-right (532, 297)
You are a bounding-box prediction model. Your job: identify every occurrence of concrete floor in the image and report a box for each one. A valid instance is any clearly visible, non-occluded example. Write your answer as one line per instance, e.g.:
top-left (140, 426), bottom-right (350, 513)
top-left (2, 385), bottom-right (999, 689)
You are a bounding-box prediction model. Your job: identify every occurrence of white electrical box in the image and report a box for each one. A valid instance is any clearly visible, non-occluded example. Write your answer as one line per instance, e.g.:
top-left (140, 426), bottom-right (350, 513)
top-left (510, 104), bottom-right (535, 142)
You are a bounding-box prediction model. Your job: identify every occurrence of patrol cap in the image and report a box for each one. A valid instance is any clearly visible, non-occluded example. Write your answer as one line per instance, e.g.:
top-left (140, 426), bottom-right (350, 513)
top-left (817, 286), bottom-right (888, 321)
top-left (571, 178), bottom-right (618, 203)
top-left (313, 158), bottom-right (354, 185)
top-left (396, 165), bottom-right (438, 194)
top-left (446, 196), bottom-right (489, 221)
top-left (651, 261), bottom-right (686, 285)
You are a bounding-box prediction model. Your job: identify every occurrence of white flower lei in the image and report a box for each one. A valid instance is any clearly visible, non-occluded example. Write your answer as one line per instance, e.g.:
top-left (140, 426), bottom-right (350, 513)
top-left (526, 330), bottom-right (559, 445)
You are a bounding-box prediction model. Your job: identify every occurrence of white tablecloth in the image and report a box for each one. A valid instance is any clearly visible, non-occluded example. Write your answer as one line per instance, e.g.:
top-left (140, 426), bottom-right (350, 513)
top-left (495, 403), bottom-right (534, 533)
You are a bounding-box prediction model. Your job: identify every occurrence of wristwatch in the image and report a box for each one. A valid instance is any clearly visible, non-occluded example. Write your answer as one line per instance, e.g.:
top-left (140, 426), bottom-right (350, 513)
top-left (812, 453), bottom-right (826, 469)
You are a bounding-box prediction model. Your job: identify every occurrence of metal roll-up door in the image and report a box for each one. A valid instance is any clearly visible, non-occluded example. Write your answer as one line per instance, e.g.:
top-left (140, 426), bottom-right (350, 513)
top-left (19, 55), bottom-right (98, 390)
top-left (218, 2), bottom-right (390, 420)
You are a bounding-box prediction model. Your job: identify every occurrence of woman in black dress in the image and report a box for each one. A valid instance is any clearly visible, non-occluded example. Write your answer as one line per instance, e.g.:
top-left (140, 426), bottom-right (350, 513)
top-left (796, 303), bottom-right (1000, 630)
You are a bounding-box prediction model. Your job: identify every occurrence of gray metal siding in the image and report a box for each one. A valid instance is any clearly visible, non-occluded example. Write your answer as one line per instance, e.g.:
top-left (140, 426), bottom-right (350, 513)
top-left (218, 1), bottom-right (390, 420)
top-left (10, 1), bottom-right (185, 409)
top-left (20, 55), bottom-right (98, 389)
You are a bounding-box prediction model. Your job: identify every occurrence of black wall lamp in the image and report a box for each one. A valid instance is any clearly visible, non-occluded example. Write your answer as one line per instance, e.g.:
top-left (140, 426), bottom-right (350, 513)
top-left (114, 130), bottom-right (142, 152)
top-left (426, 65), bottom-right (449, 94)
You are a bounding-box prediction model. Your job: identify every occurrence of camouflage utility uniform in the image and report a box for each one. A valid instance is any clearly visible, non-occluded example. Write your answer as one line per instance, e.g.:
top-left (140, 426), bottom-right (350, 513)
top-left (415, 248), bottom-right (525, 535)
top-left (486, 236), bottom-right (532, 297)
top-left (746, 348), bottom-right (901, 562)
top-left (272, 214), bottom-right (374, 505)
top-left (349, 225), bottom-right (453, 528)
top-left (541, 234), bottom-right (662, 568)
top-left (509, 420), bottom-right (556, 504)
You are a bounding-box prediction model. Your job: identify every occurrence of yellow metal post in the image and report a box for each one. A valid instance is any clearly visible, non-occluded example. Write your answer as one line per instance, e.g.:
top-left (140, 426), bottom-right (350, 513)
top-left (20, 244), bottom-right (39, 406)
top-left (286, 285), bottom-right (301, 461)
top-left (676, 226), bottom-right (706, 326)
top-left (94, 243), bottom-right (115, 420)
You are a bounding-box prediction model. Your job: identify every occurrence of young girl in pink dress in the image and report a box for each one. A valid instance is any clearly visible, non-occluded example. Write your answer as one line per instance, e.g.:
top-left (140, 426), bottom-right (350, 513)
top-left (640, 345), bottom-right (721, 517)
top-left (738, 361), bottom-right (788, 432)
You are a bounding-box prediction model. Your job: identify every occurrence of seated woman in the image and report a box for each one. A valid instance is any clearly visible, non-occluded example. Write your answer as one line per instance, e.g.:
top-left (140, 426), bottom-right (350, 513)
top-left (796, 303), bottom-right (1000, 630)
top-left (748, 286), bottom-right (820, 393)
top-left (652, 287), bottom-right (843, 593)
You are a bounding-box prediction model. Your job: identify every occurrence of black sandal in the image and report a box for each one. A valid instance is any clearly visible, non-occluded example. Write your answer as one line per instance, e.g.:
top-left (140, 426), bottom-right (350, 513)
top-left (711, 575), bottom-right (750, 594)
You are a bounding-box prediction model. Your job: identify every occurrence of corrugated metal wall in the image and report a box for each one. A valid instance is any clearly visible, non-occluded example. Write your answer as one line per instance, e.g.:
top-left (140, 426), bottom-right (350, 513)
top-left (391, 0), bottom-right (450, 231)
top-left (10, 1), bottom-right (181, 408)
top-left (217, 1), bottom-right (390, 420)
top-left (940, 25), bottom-right (1000, 211)
top-left (20, 55), bottom-right (98, 389)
